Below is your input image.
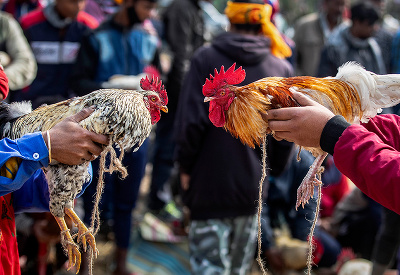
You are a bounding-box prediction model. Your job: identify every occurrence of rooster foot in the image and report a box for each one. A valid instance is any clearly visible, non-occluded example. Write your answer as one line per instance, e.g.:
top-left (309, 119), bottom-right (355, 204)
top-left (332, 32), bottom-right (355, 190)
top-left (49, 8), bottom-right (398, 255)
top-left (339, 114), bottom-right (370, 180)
top-left (65, 207), bottom-right (99, 256)
top-left (296, 175), bottom-right (322, 210)
top-left (54, 216), bottom-right (81, 273)
top-left (295, 152), bottom-right (328, 210)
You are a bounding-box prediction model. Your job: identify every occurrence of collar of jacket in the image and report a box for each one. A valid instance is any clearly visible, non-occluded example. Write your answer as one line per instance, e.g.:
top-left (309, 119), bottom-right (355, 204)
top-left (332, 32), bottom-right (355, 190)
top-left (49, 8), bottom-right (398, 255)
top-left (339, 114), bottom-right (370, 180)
top-left (343, 27), bottom-right (372, 49)
top-left (43, 2), bottom-right (73, 29)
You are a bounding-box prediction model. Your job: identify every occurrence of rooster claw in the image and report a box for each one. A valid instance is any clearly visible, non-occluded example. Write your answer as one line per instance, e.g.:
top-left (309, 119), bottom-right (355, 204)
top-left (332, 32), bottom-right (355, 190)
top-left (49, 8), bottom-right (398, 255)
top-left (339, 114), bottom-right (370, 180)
top-left (76, 226), bottom-right (97, 255)
top-left (66, 242), bottom-right (81, 274)
top-left (295, 153), bottom-right (327, 210)
top-left (78, 232), bottom-right (98, 257)
top-left (65, 207), bottom-right (99, 257)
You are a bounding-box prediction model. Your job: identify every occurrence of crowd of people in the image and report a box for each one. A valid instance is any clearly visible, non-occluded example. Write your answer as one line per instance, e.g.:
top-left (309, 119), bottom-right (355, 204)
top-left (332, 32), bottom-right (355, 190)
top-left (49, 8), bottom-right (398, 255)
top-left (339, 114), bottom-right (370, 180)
top-left (1, 0), bottom-right (400, 274)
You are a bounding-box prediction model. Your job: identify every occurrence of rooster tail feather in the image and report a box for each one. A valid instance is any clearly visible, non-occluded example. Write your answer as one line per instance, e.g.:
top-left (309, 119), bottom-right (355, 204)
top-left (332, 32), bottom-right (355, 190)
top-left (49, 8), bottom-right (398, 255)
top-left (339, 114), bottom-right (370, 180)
top-left (336, 61), bottom-right (400, 121)
top-left (373, 74), bottom-right (400, 108)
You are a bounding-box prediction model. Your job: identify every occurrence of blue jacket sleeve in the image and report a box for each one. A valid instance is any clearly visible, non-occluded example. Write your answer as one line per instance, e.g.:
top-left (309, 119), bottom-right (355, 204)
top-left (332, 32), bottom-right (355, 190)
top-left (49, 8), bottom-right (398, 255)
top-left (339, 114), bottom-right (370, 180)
top-left (0, 132), bottom-right (93, 213)
top-left (0, 132), bottom-right (49, 196)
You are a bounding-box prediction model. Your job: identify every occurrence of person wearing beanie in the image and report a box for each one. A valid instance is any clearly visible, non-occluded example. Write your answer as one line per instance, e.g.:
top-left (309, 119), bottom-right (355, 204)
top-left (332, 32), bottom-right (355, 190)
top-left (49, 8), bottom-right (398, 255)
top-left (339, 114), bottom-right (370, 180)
top-left (174, 0), bottom-right (294, 273)
top-left (70, 0), bottom-right (161, 274)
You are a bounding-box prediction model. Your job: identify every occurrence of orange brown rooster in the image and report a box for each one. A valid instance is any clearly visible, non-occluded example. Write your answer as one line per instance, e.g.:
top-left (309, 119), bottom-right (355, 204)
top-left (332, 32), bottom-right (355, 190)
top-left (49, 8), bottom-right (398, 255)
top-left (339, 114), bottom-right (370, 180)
top-left (202, 62), bottom-right (400, 210)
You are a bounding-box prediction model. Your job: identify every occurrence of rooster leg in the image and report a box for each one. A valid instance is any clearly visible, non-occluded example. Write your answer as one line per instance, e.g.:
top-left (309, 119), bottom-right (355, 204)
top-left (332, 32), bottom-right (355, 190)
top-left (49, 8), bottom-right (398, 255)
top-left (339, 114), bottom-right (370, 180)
top-left (296, 152), bottom-right (328, 210)
top-left (65, 207), bottom-right (99, 256)
top-left (54, 215), bottom-right (81, 273)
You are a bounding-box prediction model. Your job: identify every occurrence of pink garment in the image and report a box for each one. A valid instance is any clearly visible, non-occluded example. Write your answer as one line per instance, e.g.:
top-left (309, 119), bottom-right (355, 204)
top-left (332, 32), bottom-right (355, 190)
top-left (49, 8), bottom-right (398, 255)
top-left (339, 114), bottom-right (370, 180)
top-left (334, 114), bottom-right (400, 214)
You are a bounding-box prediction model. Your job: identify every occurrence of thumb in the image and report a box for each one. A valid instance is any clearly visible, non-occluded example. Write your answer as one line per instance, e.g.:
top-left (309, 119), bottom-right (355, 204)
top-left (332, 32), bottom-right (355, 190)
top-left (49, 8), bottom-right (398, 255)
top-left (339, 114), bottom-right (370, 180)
top-left (69, 106), bottom-right (95, 123)
top-left (291, 90), bottom-right (319, 107)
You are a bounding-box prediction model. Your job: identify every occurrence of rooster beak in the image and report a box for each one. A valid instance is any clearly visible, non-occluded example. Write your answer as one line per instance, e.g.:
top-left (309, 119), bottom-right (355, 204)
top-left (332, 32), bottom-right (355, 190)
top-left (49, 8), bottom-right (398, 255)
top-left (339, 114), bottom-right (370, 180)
top-left (161, 106), bottom-right (168, 113)
top-left (204, 97), bottom-right (214, 102)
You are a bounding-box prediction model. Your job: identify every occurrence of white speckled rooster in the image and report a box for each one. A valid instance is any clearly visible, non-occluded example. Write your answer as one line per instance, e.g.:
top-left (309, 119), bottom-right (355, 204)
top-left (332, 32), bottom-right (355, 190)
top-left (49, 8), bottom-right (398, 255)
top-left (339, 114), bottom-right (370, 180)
top-left (0, 76), bottom-right (168, 272)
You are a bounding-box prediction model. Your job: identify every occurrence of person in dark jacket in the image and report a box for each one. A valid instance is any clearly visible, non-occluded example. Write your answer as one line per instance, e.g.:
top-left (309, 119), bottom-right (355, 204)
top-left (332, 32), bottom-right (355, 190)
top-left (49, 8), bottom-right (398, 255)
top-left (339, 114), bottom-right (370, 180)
top-left (146, 0), bottom-right (205, 216)
top-left (317, 2), bottom-right (385, 77)
top-left (174, 0), bottom-right (294, 273)
top-left (15, 0), bottom-right (98, 108)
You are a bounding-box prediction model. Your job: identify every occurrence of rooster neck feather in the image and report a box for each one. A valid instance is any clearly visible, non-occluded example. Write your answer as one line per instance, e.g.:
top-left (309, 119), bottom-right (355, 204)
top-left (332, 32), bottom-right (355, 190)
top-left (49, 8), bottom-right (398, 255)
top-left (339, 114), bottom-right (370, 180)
top-left (225, 88), bottom-right (271, 148)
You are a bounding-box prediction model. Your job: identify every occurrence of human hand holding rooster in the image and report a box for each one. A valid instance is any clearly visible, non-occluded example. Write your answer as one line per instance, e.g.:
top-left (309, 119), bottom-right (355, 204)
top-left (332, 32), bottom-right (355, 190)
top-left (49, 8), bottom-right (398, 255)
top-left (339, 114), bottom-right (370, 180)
top-left (263, 91), bottom-right (335, 148)
top-left (43, 107), bottom-right (109, 165)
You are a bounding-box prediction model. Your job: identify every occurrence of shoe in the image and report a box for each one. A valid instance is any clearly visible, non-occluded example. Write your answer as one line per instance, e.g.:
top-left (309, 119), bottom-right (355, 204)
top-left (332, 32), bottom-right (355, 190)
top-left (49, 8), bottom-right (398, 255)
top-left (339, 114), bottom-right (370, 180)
top-left (148, 201), bottom-right (183, 223)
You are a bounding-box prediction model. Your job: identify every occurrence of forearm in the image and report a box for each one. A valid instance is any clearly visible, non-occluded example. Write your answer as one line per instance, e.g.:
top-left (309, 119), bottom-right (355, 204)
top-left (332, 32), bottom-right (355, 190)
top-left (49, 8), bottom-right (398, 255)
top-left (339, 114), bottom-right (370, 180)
top-left (320, 115), bottom-right (350, 155)
top-left (333, 115), bottom-right (400, 214)
top-left (0, 132), bottom-right (49, 196)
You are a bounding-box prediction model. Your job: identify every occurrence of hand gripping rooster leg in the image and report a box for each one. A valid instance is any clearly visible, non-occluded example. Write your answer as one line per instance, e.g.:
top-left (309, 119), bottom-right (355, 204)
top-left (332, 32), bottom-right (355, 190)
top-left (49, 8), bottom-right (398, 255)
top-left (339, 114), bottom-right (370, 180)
top-left (65, 207), bottom-right (98, 256)
top-left (296, 152), bottom-right (328, 210)
top-left (54, 215), bottom-right (81, 273)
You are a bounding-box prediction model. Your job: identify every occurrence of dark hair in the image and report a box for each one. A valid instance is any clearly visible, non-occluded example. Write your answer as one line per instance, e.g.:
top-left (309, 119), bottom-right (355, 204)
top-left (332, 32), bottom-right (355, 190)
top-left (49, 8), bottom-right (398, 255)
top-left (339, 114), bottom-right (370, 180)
top-left (350, 2), bottom-right (380, 25)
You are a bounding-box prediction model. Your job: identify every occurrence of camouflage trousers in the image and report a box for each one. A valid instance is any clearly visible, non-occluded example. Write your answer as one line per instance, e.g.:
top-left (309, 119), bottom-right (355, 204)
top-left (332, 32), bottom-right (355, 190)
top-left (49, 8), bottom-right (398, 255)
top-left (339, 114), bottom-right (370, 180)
top-left (188, 214), bottom-right (258, 275)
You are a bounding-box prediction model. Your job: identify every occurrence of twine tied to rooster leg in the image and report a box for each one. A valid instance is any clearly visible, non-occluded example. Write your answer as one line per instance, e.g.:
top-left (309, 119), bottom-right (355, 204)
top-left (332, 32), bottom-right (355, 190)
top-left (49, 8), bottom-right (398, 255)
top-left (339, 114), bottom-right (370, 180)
top-left (71, 228), bottom-right (97, 253)
top-left (306, 179), bottom-right (322, 275)
top-left (60, 228), bottom-right (79, 250)
top-left (297, 146), bottom-right (303, 161)
top-left (86, 141), bottom-right (129, 275)
top-left (256, 136), bottom-right (268, 275)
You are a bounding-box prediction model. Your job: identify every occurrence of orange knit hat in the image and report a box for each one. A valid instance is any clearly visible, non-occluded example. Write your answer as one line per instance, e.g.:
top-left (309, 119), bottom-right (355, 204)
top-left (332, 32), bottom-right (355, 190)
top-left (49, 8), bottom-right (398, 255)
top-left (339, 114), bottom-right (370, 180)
top-left (224, 0), bottom-right (292, 59)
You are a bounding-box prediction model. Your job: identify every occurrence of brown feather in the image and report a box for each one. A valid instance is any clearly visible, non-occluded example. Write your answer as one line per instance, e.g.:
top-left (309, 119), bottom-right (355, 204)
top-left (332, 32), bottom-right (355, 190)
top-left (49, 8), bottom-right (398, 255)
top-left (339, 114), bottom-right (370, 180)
top-left (224, 76), bottom-right (362, 149)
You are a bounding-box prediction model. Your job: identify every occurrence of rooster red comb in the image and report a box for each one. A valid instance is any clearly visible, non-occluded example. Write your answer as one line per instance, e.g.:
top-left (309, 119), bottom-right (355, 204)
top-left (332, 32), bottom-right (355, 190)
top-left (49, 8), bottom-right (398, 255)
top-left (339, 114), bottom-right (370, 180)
top-left (203, 63), bottom-right (246, 97)
top-left (140, 76), bottom-right (168, 105)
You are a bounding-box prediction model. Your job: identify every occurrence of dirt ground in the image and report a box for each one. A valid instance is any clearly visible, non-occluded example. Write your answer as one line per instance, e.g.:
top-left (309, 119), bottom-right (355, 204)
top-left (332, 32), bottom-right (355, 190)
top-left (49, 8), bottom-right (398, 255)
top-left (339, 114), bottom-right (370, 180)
top-left (53, 164), bottom-right (398, 275)
top-left (54, 164), bottom-right (274, 275)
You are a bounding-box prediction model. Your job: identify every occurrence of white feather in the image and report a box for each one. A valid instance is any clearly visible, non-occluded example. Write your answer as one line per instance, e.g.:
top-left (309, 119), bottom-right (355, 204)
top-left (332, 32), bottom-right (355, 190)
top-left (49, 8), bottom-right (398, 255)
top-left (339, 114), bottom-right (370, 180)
top-left (7, 101), bottom-right (32, 119)
top-left (336, 62), bottom-right (400, 122)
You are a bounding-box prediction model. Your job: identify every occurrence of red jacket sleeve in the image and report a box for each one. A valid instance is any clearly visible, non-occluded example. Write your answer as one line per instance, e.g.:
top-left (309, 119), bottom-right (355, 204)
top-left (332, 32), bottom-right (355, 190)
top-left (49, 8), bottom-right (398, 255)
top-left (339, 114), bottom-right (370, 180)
top-left (333, 114), bottom-right (400, 214)
top-left (0, 68), bottom-right (9, 99)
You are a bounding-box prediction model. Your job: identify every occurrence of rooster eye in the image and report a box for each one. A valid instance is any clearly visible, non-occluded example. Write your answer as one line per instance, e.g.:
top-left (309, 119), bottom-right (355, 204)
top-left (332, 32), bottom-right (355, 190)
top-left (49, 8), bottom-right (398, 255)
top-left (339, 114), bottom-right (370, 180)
top-left (220, 91), bottom-right (226, 96)
top-left (151, 97), bottom-right (156, 102)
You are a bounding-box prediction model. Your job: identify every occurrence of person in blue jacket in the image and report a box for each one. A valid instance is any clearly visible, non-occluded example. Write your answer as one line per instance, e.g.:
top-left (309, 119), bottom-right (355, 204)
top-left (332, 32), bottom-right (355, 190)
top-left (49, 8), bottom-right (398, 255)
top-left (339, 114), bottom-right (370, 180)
top-left (0, 64), bottom-right (109, 274)
top-left (0, 110), bottom-right (109, 274)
